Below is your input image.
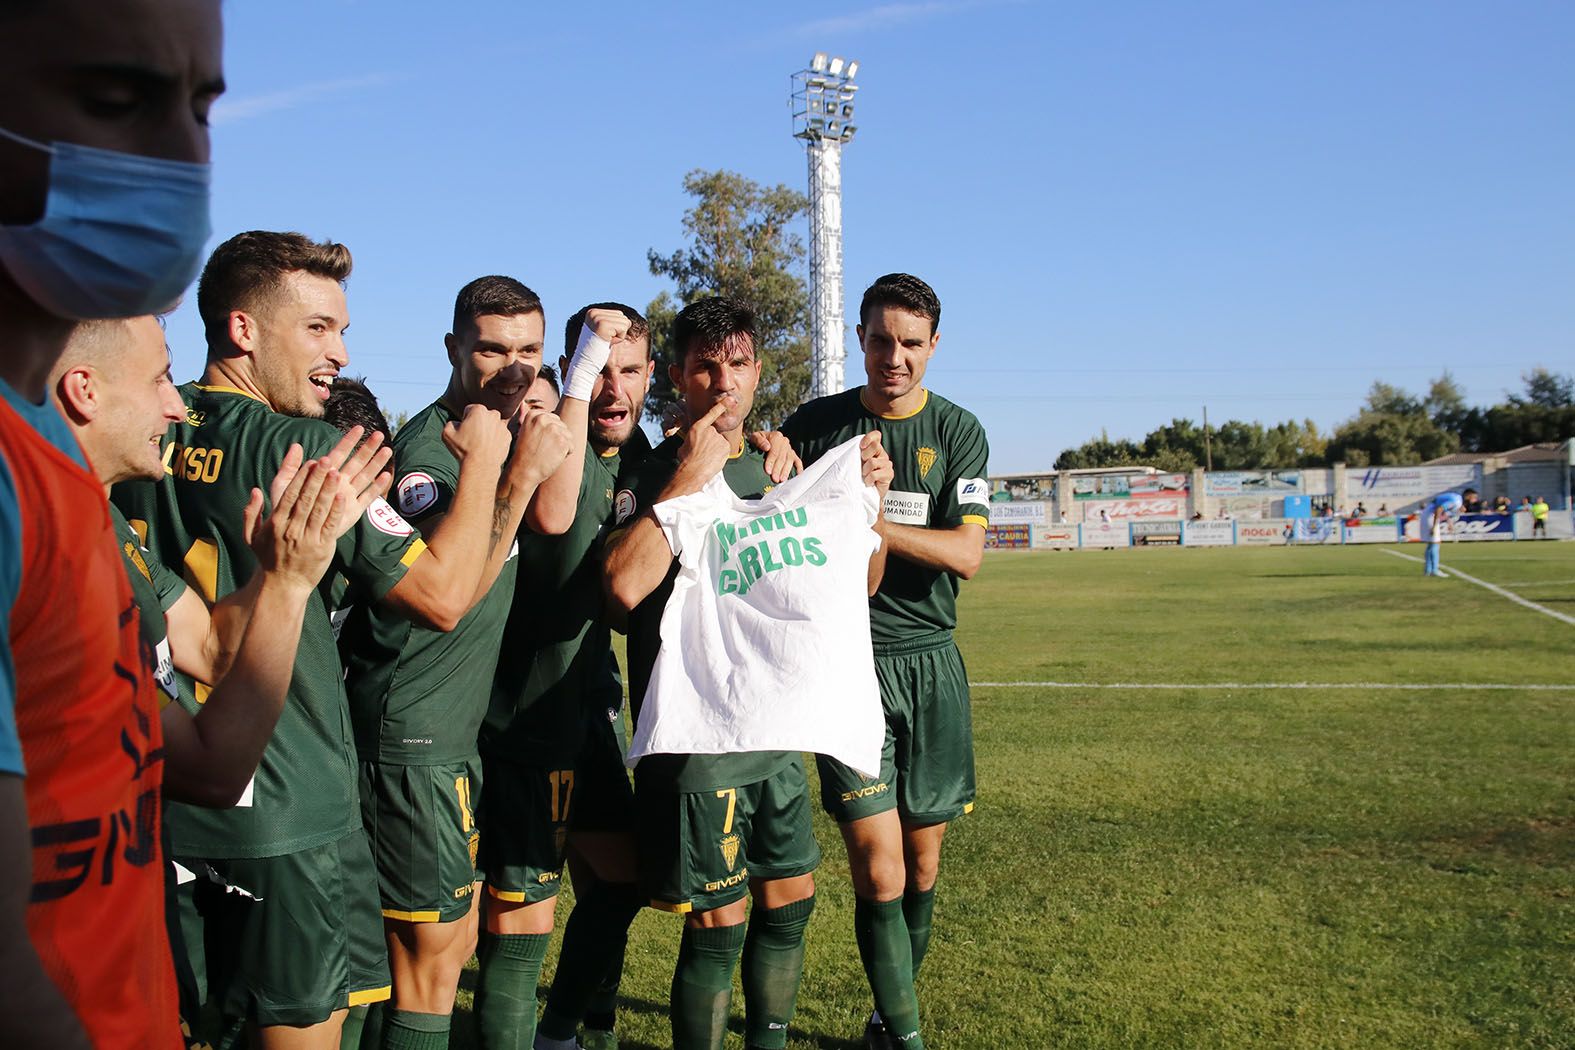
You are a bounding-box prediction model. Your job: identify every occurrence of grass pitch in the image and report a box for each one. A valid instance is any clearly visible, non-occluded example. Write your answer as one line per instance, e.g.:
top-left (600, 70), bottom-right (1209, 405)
top-left (453, 541), bottom-right (1574, 1048)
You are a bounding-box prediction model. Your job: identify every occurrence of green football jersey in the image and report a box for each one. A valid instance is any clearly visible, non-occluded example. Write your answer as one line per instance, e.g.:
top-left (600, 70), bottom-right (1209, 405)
top-left (612, 436), bottom-right (796, 793)
top-left (112, 383), bottom-right (426, 858)
top-left (341, 399), bottom-right (518, 765)
top-left (482, 430), bottom-right (648, 766)
top-left (110, 502), bottom-right (185, 708)
top-left (782, 387), bottom-right (990, 647)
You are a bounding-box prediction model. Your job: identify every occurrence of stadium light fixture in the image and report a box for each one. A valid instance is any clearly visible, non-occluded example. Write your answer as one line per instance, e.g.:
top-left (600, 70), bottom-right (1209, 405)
top-left (790, 53), bottom-right (862, 399)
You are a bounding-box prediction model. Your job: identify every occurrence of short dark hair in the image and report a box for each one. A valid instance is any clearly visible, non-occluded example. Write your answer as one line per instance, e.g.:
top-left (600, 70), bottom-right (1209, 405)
top-left (324, 375), bottom-right (392, 443)
top-left (451, 276), bottom-right (542, 340)
top-left (562, 302), bottom-right (650, 357)
top-left (536, 364), bottom-right (560, 395)
top-left (858, 272), bottom-right (941, 335)
top-left (671, 296), bottom-right (756, 366)
top-left (198, 231), bottom-right (353, 355)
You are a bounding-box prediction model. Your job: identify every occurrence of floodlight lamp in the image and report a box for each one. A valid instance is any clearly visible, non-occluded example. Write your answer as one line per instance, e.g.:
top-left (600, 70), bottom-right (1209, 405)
top-left (829, 56), bottom-right (845, 76)
top-left (841, 104), bottom-right (854, 118)
top-left (846, 60), bottom-right (859, 79)
top-left (842, 125), bottom-right (856, 141)
top-left (826, 120), bottom-right (840, 136)
top-left (812, 52), bottom-right (828, 72)
top-left (807, 76), bottom-right (827, 89)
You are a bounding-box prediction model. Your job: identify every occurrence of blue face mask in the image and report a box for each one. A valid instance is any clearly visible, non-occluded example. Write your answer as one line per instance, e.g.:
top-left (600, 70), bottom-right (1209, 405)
top-left (0, 125), bottom-right (211, 320)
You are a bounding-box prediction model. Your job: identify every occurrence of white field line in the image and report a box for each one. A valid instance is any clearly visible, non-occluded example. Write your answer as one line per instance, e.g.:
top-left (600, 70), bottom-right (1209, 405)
top-left (1382, 549), bottom-right (1575, 627)
top-left (968, 681), bottom-right (1575, 691)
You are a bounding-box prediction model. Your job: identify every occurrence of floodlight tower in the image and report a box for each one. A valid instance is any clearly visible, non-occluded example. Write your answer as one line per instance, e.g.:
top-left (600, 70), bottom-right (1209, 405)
top-left (792, 52), bottom-right (859, 399)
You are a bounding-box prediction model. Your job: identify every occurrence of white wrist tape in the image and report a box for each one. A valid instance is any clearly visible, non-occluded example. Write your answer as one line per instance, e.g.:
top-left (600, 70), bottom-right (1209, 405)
top-left (563, 322), bottom-right (612, 401)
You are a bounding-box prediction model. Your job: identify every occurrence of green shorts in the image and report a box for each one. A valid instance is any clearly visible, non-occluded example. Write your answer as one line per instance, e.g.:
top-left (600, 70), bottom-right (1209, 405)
top-left (478, 757), bottom-right (574, 904)
top-left (569, 701), bottom-right (636, 834)
top-left (636, 758), bottom-right (821, 914)
top-left (359, 758), bottom-right (482, 923)
top-left (172, 829), bottom-right (390, 1029)
top-left (817, 634), bottom-right (977, 826)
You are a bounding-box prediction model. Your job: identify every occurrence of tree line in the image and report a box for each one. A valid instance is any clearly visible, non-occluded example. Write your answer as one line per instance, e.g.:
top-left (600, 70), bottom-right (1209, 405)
top-left (1054, 371), bottom-right (1575, 471)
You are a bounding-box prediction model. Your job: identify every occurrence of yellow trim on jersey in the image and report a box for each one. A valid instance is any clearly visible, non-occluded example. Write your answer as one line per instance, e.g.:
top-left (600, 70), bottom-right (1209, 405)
top-left (860, 388), bottom-right (928, 420)
top-left (649, 898), bottom-right (693, 914)
top-left (727, 440), bottom-right (747, 459)
top-left (191, 383), bottom-right (268, 405)
top-left (399, 537), bottom-right (428, 568)
top-left (487, 885), bottom-right (529, 903)
top-left (599, 446), bottom-right (620, 458)
top-left (963, 802), bottom-right (976, 815)
top-left (960, 515), bottom-right (989, 529)
top-left (381, 907), bottom-right (441, 923)
top-left (348, 985), bottom-right (392, 1007)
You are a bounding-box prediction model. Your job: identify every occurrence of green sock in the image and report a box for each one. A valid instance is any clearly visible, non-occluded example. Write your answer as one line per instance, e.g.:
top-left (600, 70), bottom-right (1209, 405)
top-left (538, 880), bottom-right (641, 1040)
top-left (475, 931), bottom-right (551, 1050)
top-left (670, 922), bottom-right (747, 1050)
top-left (381, 1009), bottom-right (451, 1050)
top-left (741, 895), bottom-right (815, 1050)
top-left (903, 885), bottom-right (937, 979)
top-left (853, 896), bottom-right (923, 1050)
top-left (338, 1004), bottom-right (369, 1050)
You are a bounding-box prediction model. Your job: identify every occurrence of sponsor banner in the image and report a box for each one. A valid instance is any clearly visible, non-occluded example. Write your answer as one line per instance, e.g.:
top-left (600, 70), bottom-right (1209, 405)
top-left (1292, 518), bottom-right (1342, 544)
top-left (985, 524), bottom-right (1032, 549)
top-left (1032, 524), bottom-right (1079, 549)
top-left (1348, 464), bottom-right (1480, 504)
top-left (1183, 520), bottom-right (1236, 546)
top-left (1342, 517), bottom-right (1400, 544)
top-left (1402, 512), bottom-right (1515, 542)
top-left (988, 501), bottom-right (1047, 524)
top-left (1079, 521), bottom-right (1131, 548)
top-left (1516, 509), bottom-right (1574, 538)
top-left (1127, 473), bottom-right (1189, 498)
top-left (1072, 474), bottom-right (1131, 500)
top-left (1236, 519), bottom-right (1291, 546)
top-left (1131, 520), bottom-right (1182, 546)
top-left (1204, 470), bottom-right (1302, 496)
top-left (1082, 497), bottom-right (1185, 522)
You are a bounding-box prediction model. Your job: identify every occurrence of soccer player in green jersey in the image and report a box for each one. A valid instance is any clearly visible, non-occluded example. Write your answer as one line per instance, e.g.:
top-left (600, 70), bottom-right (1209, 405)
top-left (781, 274), bottom-right (990, 1050)
top-left (477, 302), bottom-right (654, 1050)
top-left (343, 276), bottom-right (572, 1050)
top-left (604, 297), bottom-right (892, 1050)
top-left (55, 316), bottom-right (387, 802)
top-left (114, 232), bottom-right (530, 1050)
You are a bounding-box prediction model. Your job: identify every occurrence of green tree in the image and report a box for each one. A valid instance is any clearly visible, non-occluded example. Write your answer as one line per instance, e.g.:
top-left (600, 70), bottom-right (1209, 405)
top-left (645, 170), bottom-right (811, 430)
top-left (1325, 380), bottom-right (1459, 465)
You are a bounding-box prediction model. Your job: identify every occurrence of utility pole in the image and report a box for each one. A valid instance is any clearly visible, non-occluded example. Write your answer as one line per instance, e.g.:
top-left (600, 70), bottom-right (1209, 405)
top-left (791, 53), bottom-right (860, 399)
top-left (1203, 404), bottom-right (1212, 471)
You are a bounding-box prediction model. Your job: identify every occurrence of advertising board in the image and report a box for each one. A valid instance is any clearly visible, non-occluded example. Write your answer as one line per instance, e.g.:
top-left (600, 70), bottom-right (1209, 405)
top-left (1182, 520), bottom-right (1236, 546)
top-left (1083, 497), bottom-right (1185, 522)
top-left (1072, 475), bottom-right (1131, 500)
top-left (988, 501), bottom-right (1047, 524)
top-left (1079, 521), bottom-right (1131, 548)
top-left (1127, 473), bottom-right (1189, 498)
top-left (1204, 470), bottom-right (1302, 496)
top-left (1130, 520), bottom-right (1182, 545)
top-left (1348, 465), bottom-right (1480, 505)
top-left (1342, 517), bottom-right (1400, 544)
top-left (1032, 524), bottom-right (1080, 549)
top-left (985, 524), bottom-right (1031, 549)
top-left (1236, 520), bottom-right (1291, 546)
top-left (1402, 512), bottom-right (1515, 542)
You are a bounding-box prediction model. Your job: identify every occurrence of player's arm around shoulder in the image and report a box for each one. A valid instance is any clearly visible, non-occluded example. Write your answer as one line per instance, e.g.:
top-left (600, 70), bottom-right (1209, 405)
top-left (604, 402), bottom-right (732, 612)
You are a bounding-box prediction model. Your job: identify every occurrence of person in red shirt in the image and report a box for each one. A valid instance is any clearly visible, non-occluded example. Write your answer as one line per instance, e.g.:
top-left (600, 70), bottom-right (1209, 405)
top-left (0, 1), bottom-right (225, 1046)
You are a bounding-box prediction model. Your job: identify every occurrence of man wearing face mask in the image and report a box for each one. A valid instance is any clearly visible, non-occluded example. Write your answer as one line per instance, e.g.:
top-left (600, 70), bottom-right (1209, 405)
top-left (340, 276), bottom-right (572, 1049)
top-left (0, 1), bottom-right (224, 1046)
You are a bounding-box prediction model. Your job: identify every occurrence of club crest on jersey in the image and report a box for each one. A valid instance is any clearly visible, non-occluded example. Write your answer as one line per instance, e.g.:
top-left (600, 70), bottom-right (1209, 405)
top-left (916, 446), bottom-right (938, 478)
top-left (614, 489), bottom-right (637, 524)
top-left (185, 408), bottom-right (206, 427)
top-left (397, 471), bottom-right (440, 517)
top-left (366, 497), bottom-right (415, 537)
top-left (720, 833), bottom-right (741, 870)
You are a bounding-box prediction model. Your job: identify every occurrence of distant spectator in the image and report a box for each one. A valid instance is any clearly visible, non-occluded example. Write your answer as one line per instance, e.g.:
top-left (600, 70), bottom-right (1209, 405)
top-left (1216, 506), bottom-right (1230, 520)
top-left (1519, 496), bottom-right (1533, 511)
top-left (1191, 512), bottom-right (1203, 521)
top-left (1493, 495), bottom-right (1511, 515)
top-left (1461, 488), bottom-right (1481, 513)
top-left (1098, 506), bottom-right (1111, 523)
top-left (1532, 496), bottom-right (1549, 537)
top-left (1376, 503), bottom-right (1389, 515)
top-left (1353, 502), bottom-right (1368, 518)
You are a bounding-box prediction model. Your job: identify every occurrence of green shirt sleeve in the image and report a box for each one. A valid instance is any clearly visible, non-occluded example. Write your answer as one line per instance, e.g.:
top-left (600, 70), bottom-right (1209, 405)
top-left (936, 413), bottom-right (991, 529)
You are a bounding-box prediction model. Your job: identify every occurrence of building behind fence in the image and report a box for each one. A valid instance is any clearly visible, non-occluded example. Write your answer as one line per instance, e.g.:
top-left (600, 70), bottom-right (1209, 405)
top-left (985, 442), bottom-right (1574, 550)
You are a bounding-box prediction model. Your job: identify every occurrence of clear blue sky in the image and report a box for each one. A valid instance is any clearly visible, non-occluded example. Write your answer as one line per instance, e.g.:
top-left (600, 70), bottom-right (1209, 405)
top-left (163, 0), bottom-right (1575, 474)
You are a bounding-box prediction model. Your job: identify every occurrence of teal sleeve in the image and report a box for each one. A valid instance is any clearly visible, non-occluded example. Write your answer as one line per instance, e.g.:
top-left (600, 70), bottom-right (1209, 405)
top-left (0, 458), bottom-right (21, 775)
